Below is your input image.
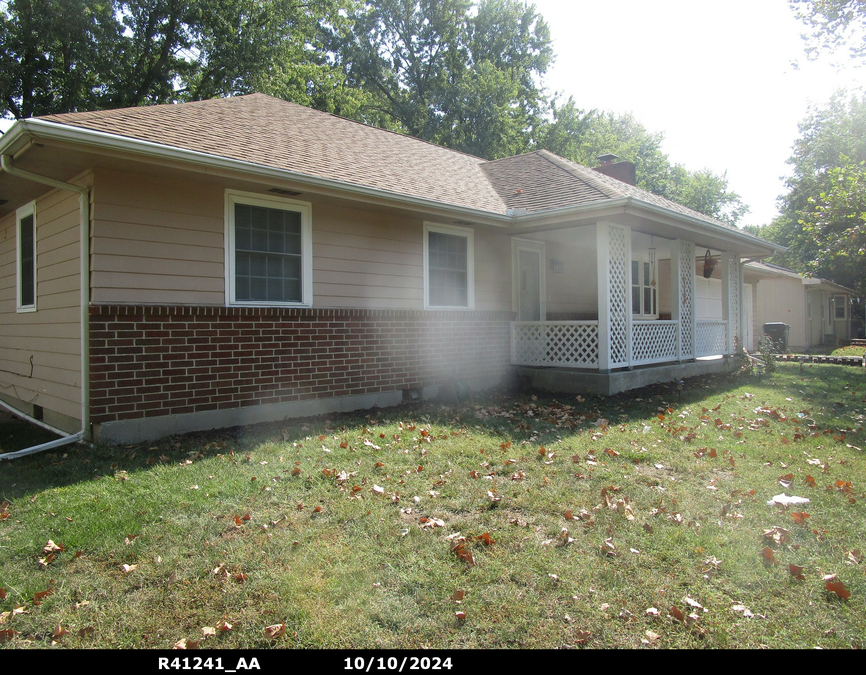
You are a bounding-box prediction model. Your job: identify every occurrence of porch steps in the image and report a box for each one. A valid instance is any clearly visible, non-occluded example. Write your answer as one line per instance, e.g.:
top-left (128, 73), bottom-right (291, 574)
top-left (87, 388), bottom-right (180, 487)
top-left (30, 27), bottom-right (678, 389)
top-left (776, 354), bottom-right (864, 366)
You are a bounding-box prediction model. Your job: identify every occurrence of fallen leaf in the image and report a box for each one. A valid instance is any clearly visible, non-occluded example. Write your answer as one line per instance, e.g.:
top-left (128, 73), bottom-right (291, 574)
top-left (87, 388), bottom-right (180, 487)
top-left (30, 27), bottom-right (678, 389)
top-left (732, 604), bottom-right (754, 618)
top-left (455, 611), bottom-right (466, 621)
top-left (789, 564), bottom-right (806, 581)
top-left (825, 579), bottom-right (851, 600)
top-left (760, 547), bottom-right (777, 565)
top-left (121, 564), bottom-right (137, 574)
top-left (216, 620), bottom-right (233, 632)
top-left (453, 589), bottom-right (465, 602)
top-left (791, 512), bottom-right (810, 524)
top-left (0, 629), bottom-right (15, 643)
top-left (52, 624), bottom-right (69, 639)
top-left (201, 626), bottom-right (216, 639)
top-left (43, 540), bottom-right (64, 553)
top-left (173, 638), bottom-right (198, 649)
top-left (574, 630), bottom-right (592, 644)
top-left (669, 606), bottom-right (685, 622)
top-left (264, 623), bottom-right (286, 639)
top-left (644, 630), bottom-right (660, 642)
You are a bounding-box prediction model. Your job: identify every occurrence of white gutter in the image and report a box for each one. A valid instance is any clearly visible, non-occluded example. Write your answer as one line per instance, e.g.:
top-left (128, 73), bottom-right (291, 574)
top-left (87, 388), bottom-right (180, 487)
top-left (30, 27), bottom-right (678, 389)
top-left (0, 152), bottom-right (92, 450)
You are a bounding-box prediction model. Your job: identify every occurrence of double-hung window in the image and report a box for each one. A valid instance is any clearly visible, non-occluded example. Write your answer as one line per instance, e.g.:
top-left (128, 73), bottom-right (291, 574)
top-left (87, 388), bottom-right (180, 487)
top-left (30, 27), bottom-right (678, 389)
top-left (424, 223), bottom-right (474, 309)
top-left (631, 258), bottom-right (657, 319)
top-left (17, 202), bottom-right (36, 312)
top-left (226, 191), bottom-right (312, 306)
top-left (833, 294), bottom-right (847, 320)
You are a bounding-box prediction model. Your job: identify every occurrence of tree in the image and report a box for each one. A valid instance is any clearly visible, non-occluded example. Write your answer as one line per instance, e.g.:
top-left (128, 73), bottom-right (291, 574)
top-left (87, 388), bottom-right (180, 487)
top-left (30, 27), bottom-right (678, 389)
top-left (798, 156), bottom-right (866, 294)
top-left (762, 91), bottom-right (866, 275)
top-left (539, 98), bottom-right (748, 226)
top-left (790, 0), bottom-right (866, 62)
top-left (340, 0), bottom-right (552, 157)
top-left (0, 0), bottom-right (358, 118)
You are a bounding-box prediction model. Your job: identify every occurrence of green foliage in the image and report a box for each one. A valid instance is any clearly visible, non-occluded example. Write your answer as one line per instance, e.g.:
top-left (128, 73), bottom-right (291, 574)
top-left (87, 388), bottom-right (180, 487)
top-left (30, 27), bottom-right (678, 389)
top-left (757, 335), bottom-right (778, 373)
top-left (0, 0), bottom-right (357, 117)
top-left (763, 92), bottom-right (866, 294)
top-left (540, 99), bottom-right (749, 225)
top-left (791, 0), bottom-right (866, 63)
top-left (340, 0), bottom-right (552, 158)
top-left (799, 156), bottom-right (866, 294)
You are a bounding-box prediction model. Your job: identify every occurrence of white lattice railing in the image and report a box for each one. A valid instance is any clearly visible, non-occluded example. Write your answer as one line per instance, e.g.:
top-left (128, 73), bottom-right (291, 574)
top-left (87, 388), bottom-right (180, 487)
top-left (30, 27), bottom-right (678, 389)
top-left (511, 321), bottom-right (599, 367)
top-left (632, 320), bottom-right (678, 366)
top-left (696, 320), bottom-right (728, 357)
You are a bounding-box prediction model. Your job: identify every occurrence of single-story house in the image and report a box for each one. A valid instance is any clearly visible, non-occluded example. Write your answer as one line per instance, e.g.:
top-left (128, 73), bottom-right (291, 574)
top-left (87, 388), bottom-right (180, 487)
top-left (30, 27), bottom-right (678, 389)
top-left (742, 262), bottom-right (855, 351)
top-left (0, 94), bottom-right (781, 444)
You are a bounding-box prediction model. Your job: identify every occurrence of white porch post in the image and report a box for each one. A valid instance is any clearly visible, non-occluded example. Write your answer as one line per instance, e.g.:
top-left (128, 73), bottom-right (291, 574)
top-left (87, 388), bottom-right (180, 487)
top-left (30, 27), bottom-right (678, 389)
top-left (672, 239), bottom-right (696, 360)
top-left (596, 222), bottom-right (631, 372)
top-left (721, 252), bottom-right (741, 355)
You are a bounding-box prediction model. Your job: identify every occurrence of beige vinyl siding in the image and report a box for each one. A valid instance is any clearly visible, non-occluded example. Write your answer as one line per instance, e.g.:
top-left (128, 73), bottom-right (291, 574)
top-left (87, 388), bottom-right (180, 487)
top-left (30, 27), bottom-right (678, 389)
top-left (88, 169), bottom-right (515, 312)
top-left (0, 185), bottom-right (83, 425)
top-left (473, 229), bottom-right (511, 312)
top-left (90, 169), bottom-right (225, 305)
top-left (312, 203), bottom-right (424, 309)
top-left (756, 277), bottom-right (807, 350)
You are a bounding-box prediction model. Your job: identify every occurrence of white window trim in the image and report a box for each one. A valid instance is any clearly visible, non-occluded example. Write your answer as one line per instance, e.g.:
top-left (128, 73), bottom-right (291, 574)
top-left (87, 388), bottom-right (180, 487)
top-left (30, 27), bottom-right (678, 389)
top-left (225, 190), bottom-right (313, 307)
top-left (16, 201), bottom-right (36, 313)
top-left (631, 256), bottom-right (657, 320)
top-left (423, 222), bottom-right (475, 310)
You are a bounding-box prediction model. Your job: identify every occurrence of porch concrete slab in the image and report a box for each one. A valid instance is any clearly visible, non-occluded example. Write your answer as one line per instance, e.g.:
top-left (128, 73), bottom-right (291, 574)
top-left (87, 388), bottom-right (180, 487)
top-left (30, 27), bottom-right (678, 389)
top-left (517, 358), bottom-right (733, 396)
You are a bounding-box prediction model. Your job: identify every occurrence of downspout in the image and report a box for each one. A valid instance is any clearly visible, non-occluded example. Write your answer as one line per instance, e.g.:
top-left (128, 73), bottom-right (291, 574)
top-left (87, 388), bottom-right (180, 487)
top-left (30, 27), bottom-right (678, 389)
top-left (0, 153), bottom-right (91, 452)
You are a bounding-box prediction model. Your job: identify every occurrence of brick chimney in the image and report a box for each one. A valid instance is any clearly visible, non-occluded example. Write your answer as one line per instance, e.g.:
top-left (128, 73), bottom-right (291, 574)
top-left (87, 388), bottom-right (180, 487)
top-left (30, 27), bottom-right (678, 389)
top-left (592, 153), bottom-right (636, 186)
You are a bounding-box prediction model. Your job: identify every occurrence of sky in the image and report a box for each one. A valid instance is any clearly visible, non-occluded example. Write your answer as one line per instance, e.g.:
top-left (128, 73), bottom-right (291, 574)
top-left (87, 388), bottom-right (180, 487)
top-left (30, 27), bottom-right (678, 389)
top-left (532, 0), bottom-right (866, 228)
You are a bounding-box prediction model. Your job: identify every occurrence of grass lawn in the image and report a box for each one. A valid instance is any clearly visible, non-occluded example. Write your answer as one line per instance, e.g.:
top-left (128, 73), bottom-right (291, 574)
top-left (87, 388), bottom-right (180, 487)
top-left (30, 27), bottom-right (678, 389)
top-left (1, 362), bottom-right (864, 649)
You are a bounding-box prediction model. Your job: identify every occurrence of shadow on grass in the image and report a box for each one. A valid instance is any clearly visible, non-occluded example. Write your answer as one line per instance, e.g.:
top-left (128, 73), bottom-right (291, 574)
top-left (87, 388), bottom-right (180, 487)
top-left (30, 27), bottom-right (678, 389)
top-left (0, 366), bottom-right (773, 501)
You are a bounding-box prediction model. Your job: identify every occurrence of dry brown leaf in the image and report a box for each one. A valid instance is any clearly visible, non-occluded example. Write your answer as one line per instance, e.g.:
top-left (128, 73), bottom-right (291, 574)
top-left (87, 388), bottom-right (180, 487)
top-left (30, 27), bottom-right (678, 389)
top-left (173, 638), bottom-right (199, 649)
top-left (574, 630), bottom-right (592, 644)
top-left (52, 624), bottom-right (69, 639)
top-left (201, 626), bottom-right (216, 639)
top-left (761, 547), bottom-right (777, 565)
top-left (669, 606), bottom-right (685, 622)
top-left (789, 564), bottom-right (806, 580)
top-left (216, 620), bottom-right (233, 632)
top-left (455, 611), bottom-right (466, 621)
top-left (0, 588), bottom-right (5, 600)
top-left (121, 564), bottom-right (137, 574)
top-left (791, 512), bottom-right (810, 525)
top-left (33, 589), bottom-right (53, 605)
top-left (825, 579), bottom-right (851, 600)
top-left (453, 589), bottom-right (465, 602)
top-left (264, 623), bottom-right (286, 639)
top-left (0, 629), bottom-right (15, 643)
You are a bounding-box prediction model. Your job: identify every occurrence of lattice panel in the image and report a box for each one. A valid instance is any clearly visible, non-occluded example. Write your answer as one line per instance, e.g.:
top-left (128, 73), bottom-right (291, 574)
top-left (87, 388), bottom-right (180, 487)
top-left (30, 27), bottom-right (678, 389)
top-left (632, 321), bottom-right (678, 365)
top-left (511, 322), bottom-right (599, 367)
top-left (696, 320), bottom-right (728, 357)
top-left (727, 255), bottom-right (740, 349)
top-left (608, 225), bottom-right (629, 367)
top-left (678, 240), bottom-right (695, 358)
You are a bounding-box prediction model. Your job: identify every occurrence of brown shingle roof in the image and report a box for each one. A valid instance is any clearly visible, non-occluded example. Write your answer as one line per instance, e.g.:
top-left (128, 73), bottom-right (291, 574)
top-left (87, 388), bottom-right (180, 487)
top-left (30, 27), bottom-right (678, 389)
top-left (37, 94), bottom-right (736, 230)
top-left (39, 94), bottom-right (508, 214)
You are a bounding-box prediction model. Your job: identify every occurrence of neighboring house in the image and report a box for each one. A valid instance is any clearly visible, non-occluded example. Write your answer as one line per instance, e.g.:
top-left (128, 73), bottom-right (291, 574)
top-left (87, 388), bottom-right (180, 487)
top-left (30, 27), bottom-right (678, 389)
top-left (0, 94), bottom-right (780, 443)
top-left (743, 262), bottom-right (854, 352)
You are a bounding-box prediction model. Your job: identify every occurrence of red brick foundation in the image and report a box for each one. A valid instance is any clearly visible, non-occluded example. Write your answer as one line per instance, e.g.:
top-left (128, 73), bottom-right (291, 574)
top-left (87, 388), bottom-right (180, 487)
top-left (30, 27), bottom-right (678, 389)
top-left (89, 306), bottom-right (514, 424)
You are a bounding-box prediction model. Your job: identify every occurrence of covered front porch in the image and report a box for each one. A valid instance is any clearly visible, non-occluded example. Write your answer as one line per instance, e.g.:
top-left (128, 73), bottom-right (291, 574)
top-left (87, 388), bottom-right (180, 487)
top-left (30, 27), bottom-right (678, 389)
top-left (510, 221), bottom-right (746, 394)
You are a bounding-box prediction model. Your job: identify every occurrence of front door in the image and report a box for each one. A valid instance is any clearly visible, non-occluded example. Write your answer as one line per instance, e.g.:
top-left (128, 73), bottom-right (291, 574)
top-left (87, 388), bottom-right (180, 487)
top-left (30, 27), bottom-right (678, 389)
top-left (513, 240), bottom-right (545, 322)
